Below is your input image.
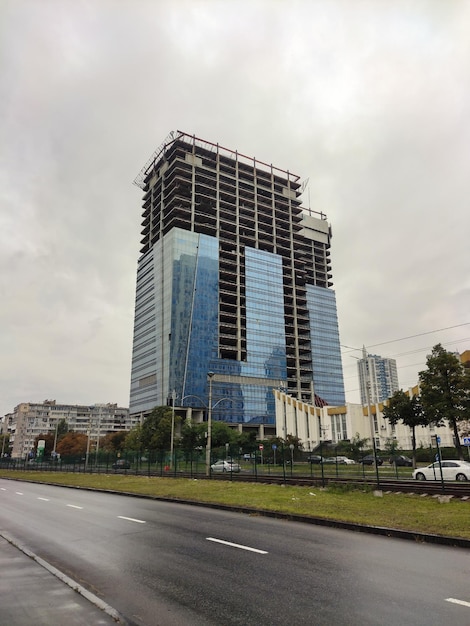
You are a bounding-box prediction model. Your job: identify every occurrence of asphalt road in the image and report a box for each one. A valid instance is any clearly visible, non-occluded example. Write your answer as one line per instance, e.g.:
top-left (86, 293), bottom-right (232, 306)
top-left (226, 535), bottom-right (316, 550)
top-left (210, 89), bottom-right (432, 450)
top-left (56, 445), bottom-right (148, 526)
top-left (1, 478), bottom-right (469, 626)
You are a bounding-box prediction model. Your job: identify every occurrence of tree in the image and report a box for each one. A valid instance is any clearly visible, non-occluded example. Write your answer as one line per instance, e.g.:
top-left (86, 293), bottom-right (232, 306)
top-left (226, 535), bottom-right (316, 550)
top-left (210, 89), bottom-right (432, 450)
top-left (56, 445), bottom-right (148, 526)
top-left (419, 344), bottom-right (470, 460)
top-left (0, 433), bottom-right (11, 456)
top-left (382, 390), bottom-right (428, 467)
top-left (34, 433), bottom-right (55, 456)
top-left (210, 421), bottom-right (236, 449)
top-left (140, 406), bottom-right (176, 450)
top-left (383, 437), bottom-right (400, 457)
top-left (55, 419), bottom-right (69, 438)
top-left (56, 432), bottom-right (88, 457)
top-left (179, 421), bottom-right (206, 458)
top-left (101, 431), bottom-right (128, 452)
top-left (125, 424), bottom-right (143, 451)
top-left (341, 433), bottom-right (370, 461)
top-left (233, 430), bottom-right (257, 452)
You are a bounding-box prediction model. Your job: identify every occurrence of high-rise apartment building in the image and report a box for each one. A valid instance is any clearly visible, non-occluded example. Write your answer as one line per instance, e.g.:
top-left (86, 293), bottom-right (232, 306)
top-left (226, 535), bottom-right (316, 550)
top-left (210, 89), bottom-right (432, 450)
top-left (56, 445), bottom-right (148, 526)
top-left (5, 400), bottom-right (134, 459)
top-left (129, 131), bottom-right (345, 426)
top-left (357, 347), bottom-right (399, 405)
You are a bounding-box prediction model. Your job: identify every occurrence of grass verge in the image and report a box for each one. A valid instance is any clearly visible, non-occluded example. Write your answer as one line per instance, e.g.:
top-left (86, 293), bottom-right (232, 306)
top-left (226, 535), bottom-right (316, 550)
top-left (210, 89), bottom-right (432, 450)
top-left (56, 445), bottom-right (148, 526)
top-left (1, 470), bottom-right (469, 540)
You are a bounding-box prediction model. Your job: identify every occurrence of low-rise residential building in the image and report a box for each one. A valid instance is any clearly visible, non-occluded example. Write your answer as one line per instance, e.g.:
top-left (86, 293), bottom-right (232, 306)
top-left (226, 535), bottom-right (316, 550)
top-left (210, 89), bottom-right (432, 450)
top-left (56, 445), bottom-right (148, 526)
top-left (4, 400), bottom-right (136, 459)
top-left (274, 389), bottom-right (457, 453)
top-left (275, 349), bottom-right (469, 453)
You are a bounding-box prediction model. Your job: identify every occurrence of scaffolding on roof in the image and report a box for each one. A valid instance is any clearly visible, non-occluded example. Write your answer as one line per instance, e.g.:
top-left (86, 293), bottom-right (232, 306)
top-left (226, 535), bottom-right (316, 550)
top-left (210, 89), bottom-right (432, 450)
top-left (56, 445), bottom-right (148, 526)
top-left (133, 130), bottom-right (301, 190)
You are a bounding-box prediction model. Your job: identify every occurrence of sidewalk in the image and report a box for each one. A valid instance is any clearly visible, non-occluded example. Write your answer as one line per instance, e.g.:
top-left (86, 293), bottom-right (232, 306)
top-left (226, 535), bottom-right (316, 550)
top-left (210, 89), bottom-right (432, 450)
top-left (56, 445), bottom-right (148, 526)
top-left (0, 534), bottom-right (126, 626)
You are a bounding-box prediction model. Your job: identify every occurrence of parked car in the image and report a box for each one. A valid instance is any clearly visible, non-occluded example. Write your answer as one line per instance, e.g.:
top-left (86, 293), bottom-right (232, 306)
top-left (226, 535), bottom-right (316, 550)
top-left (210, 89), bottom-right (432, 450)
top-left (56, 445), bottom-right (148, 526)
top-left (307, 455), bottom-right (323, 464)
top-left (323, 456), bottom-right (355, 465)
top-left (390, 455), bottom-right (413, 467)
top-left (112, 459), bottom-right (131, 470)
top-left (359, 455), bottom-right (384, 466)
top-left (211, 460), bottom-right (241, 473)
top-left (336, 456), bottom-right (356, 465)
top-left (413, 460), bottom-right (470, 482)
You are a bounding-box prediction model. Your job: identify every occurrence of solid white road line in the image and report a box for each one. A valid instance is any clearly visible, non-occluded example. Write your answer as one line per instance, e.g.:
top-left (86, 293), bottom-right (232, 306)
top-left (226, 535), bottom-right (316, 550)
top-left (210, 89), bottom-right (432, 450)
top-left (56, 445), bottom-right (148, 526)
top-left (37, 497), bottom-right (50, 501)
top-left (446, 598), bottom-right (470, 608)
top-left (117, 515), bottom-right (146, 524)
top-left (66, 504), bottom-right (83, 509)
top-left (206, 537), bottom-right (268, 554)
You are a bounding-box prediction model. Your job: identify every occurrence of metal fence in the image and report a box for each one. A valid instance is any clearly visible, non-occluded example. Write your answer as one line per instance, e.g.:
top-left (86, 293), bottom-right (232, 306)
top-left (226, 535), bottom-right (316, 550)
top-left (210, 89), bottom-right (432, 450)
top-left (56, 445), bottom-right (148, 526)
top-left (0, 446), bottom-right (417, 482)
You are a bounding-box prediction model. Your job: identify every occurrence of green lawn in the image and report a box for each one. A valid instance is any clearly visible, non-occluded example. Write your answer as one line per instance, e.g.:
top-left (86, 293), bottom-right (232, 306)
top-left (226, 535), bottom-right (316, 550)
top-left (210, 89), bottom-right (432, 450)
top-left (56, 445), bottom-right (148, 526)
top-left (1, 470), bottom-right (469, 540)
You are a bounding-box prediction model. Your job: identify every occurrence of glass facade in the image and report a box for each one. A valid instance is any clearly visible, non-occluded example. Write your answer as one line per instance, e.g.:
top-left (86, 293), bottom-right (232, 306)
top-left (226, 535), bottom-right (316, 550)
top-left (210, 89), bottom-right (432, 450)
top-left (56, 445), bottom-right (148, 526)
top-left (130, 234), bottom-right (288, 424)
top-left (306, 285), bottom-right (345, 406)
top-left (238, 248), bottom-right (287, 423)
top-left (169, 230), bottom-right (219, 405)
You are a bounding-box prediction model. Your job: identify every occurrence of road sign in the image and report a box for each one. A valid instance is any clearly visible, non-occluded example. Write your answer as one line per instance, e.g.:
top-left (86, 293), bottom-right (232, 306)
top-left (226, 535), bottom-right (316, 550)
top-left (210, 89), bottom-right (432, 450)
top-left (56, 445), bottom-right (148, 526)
top-left (463, 437), bottom-right (470, 446)
top-left (259, 444), bottom-right (264, 450)
top-left (272, 444), bottom-right (277, 450)
top-left (436, 436), bottom-right (441, 444)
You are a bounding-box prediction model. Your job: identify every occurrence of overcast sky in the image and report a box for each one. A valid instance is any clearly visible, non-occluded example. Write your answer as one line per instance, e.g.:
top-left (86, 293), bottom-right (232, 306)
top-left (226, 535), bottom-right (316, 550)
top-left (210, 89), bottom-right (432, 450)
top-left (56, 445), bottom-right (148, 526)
top-left (1, 0), bottom-right (469, 416)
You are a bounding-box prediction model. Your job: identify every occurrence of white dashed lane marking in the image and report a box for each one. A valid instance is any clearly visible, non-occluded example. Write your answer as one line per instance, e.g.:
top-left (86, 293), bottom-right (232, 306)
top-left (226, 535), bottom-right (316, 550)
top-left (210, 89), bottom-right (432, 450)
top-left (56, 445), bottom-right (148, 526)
top-left (446, 598), bottom-right (470, 608)
top-left (117, 516), bottom-right (146, 524)
top-left (206, 537), bottom-right (268, 554)
top-left (66, 504), bottom-right (83, 509)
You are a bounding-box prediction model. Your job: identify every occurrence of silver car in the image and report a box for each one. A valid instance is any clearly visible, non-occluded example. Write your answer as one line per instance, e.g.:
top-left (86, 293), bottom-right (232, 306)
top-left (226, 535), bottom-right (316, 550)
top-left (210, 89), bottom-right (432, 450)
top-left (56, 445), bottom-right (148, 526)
top-left (210, 460), bottom-right (241, 473)
top-left (413, 460), bottom-right (470, 481)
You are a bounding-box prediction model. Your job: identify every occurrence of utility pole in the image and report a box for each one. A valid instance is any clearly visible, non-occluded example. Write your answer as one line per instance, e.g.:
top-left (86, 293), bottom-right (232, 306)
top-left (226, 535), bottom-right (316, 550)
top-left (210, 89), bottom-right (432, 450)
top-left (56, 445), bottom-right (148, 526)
top-left (206, 372), bottom-right (214, 477)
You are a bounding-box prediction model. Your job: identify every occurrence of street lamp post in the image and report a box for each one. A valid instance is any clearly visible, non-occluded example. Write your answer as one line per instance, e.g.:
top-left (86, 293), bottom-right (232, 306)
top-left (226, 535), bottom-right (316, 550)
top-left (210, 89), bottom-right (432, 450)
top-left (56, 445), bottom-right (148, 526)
top-left (206, 372), bottom-right (214, 477)
top-left (85, 427), bottom-right (91, 472)
top-left (170, 389), bottom-right (176, 469)
top-left (365, 367), bottom-right (381, 489)
top-left (94, 405), bottom-right (102, 467)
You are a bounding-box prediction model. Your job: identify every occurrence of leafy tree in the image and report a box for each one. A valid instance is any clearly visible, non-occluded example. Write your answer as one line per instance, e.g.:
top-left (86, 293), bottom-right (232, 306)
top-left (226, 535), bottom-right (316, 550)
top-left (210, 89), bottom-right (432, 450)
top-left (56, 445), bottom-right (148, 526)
top-left (53, 419), bottom-right (69, 438)
top-left (233, 430), bottom-right (257, 452)
top-left (56, 432), bottom-right (88, 457)
top-left (383, 437), bottom-right (400, 457)
top-left (140, 406), bottom-right (176, 450)
top-left (0, 433), bottom-right (11, 456)
top-left (179, 421), bottom-right (206, 455)
top-left (419, 344), bottom-right (470, 459)
top-left (124, 424), bottom-right (143, 451)
top-left (382, 390), bottom-right (428, 467)
top-left (210, 421), bottom-right (236, 449)
top-left (341, 433), bottom-right (370, 461)
top-left (34, 433), bottom-right (55, 456)
top-left (101, 431), bottom-right (128, 452)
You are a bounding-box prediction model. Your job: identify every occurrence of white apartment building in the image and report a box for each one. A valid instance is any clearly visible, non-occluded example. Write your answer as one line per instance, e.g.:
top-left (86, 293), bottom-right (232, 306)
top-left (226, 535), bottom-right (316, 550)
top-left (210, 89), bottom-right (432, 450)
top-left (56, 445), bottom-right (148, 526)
top-left (357, 348), bottom-right (399, 405)
top-left (5, 400), bottom-right (137, 459)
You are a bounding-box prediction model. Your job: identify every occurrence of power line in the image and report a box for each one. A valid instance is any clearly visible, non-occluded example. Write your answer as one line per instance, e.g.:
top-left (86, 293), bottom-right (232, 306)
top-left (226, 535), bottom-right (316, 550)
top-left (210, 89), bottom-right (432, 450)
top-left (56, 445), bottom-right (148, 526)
top-left (341, 322), bottom-right (470, 354)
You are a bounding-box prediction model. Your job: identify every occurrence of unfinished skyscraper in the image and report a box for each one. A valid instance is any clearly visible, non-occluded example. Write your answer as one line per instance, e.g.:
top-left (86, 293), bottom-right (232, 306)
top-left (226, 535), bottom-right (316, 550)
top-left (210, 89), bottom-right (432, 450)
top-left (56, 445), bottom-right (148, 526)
top-left (129, 131), bottom-right (344, 427)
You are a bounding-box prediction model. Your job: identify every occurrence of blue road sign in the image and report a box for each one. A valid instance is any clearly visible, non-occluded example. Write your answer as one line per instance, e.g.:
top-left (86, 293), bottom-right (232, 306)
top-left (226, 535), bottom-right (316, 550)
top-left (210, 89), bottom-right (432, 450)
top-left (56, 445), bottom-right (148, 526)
top-left (463, 437), bottom-right (470, 446)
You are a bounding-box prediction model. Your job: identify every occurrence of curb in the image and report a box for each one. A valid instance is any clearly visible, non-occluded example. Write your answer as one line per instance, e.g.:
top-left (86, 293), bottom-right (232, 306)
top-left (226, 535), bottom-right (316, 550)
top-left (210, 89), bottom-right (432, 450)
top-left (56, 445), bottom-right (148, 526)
top-left (0, 530), bottom-right (129, 624)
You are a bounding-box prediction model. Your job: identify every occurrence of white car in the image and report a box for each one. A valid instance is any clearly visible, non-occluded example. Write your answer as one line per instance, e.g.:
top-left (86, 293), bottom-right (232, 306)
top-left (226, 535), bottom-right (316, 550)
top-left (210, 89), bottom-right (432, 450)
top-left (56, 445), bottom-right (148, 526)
top-left (413, 460), bottom-right (470, 482)
top-left (323, 456), bottom-right (355, 465)
top-left (210, 460), bottom-right (241, 473)
top-left (334, 456), bottom-right (356, 465)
